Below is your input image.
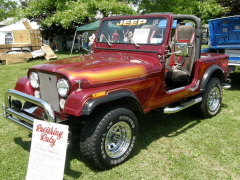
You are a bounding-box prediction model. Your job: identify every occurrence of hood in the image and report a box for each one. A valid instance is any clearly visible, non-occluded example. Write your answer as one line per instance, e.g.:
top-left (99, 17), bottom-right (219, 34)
top-left (31, 54), bottom-right (149, 85)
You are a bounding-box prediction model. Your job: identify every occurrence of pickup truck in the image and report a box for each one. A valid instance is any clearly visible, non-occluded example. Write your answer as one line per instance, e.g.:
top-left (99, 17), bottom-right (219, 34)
top-left (2, 13), bottom-right (230, 170)
top-left (202, 15), bottom-right (240, 76)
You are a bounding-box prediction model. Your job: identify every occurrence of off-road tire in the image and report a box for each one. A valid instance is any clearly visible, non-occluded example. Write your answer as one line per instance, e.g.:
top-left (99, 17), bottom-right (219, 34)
top-left (80, 106), bottom-right (138, 170)
top-left (199, 78), bottom-right (222, 118)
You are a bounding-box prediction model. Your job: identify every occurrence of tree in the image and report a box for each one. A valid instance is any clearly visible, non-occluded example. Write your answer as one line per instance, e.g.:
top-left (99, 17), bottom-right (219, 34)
top-left (0, 0), bottom-right (18, 21)
top-left (17, 0), bottom-right (136, 33)
top-left (131, 0), bottom-right (227, 24)
top-left (193, 0), bottom-right (228, 23)
top-left (217, 0), bottom-right (240, 15)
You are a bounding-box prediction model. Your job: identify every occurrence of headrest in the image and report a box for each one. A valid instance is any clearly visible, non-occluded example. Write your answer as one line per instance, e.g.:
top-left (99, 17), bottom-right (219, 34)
top-left (176, 26), bottom-right (195, 41)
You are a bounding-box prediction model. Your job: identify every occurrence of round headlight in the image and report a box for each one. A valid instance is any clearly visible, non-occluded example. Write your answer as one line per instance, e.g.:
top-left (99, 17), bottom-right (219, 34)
top-left (57, 78), bottom-right (69, 97)
top-left (29, 72), bottom-right (39, 88)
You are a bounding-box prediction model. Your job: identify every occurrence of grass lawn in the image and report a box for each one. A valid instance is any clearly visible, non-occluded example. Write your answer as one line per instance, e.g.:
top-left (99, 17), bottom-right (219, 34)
top-left (0, 51), bottom-right (240, 180)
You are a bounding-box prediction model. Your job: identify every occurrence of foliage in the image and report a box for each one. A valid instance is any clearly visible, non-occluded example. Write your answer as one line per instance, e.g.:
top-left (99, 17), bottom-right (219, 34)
top-left (0, 0), bottom-right (18, 21)
top-left (17, 0), bottom-right (136, 33)
top-left (217, 0), bottom-right (240, 15)
top-left (15, 0), bottom-right (233, 33)
top-left (131, 0), bottom-right (227, 24)
top-left (194, 0), bottom-right (227, 23)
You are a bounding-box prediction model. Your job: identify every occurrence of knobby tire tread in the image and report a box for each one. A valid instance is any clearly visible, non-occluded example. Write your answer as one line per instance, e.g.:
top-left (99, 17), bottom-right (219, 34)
top-left (80, 106), bottom-right (137, 169)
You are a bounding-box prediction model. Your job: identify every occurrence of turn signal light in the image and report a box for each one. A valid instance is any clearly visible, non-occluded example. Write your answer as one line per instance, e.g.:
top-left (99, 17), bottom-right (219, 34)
top-left (92, 91), bottom-right (106, 98)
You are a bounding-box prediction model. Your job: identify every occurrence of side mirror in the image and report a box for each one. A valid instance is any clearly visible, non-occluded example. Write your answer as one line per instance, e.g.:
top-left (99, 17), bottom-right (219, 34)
top-left (175, 42), bottom-right (189, 56)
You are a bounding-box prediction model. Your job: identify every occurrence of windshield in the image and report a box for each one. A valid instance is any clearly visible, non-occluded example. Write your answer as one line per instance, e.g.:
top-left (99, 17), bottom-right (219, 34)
top-left (97, 17), bottom-right (168, 45)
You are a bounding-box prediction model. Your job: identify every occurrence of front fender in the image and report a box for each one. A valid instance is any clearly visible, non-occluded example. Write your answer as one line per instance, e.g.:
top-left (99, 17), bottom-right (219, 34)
top-left (81, 90), bottom-right (143, 115)
top-left (14, 76), bottom-right (34, 95)
top-left (200, 64), bottom-right (225, 92)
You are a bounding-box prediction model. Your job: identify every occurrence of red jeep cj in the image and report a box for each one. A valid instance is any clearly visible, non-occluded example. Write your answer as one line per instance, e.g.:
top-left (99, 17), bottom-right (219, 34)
top-left (3, 13), bottom-right (230, 169)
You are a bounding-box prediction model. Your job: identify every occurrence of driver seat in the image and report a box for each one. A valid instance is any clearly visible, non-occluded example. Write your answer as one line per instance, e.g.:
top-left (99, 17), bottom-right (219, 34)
top-left (165, 25), bottom-right (196, 85)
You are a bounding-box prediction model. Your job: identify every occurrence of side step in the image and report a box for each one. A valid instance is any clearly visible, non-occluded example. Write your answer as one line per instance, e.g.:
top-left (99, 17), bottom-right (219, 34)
top-left (222, 78), bottom-right (231, 89)
top-left (164, 97), bottom-right (202, 114)
top-left (222, 83), bottom-right (231, 89)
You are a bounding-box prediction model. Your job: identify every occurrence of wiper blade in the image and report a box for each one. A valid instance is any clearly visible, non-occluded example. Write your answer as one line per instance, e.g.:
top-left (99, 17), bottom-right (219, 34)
top-left (103, 33), bottom-right (112, 47)
top-left (130, 38), bottom-right (140, 48)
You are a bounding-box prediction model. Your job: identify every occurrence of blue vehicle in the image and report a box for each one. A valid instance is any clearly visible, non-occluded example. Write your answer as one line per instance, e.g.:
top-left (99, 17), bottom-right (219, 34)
top-left (202, 16), bottom-right (240, 75)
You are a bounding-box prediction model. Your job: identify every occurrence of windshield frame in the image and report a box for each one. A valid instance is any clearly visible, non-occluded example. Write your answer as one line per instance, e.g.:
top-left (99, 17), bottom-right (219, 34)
top-left (96, 17), bottom-right (168, 46)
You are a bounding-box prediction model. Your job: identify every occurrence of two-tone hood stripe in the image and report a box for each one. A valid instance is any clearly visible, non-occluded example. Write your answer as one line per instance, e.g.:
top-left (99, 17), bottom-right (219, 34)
top-left (60, 64), bottom-right (148, 84)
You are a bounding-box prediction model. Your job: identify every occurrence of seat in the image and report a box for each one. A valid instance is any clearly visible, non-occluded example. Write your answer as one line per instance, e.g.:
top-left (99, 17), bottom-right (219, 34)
top-left (165, 25), bottom-right (196, 86)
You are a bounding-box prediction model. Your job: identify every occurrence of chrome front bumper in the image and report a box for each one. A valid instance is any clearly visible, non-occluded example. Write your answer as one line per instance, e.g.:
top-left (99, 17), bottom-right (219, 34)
top-left (2, 89), bottom-right (55, 132)
top-left (228, 62), bottom-right (240, 73)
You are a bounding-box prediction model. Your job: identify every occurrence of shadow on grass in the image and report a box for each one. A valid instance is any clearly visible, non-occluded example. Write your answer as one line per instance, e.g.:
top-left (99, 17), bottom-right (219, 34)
top-left (135, 109), bottom-right (202, 151)
top-left (13, 135), bottom-right (84, 179)
top-left (64, 145), bottom-right (83, 179)
top-left (65, 144), bottom-right (101, 177)
top-left (134, 98), bottom-right (229, 156)
top-left (14, 136), bottom-right (31, 151)
top-left (12, 101), bottom-right (229, 177)
top-left (226, 76), bottom-right (240, 91)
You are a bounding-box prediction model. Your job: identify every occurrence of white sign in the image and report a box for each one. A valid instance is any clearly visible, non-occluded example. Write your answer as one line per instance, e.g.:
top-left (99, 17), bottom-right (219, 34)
top-left (133, 28), bottom-right (150, 44)
top-left (26, 119), bottom-right (69, 180)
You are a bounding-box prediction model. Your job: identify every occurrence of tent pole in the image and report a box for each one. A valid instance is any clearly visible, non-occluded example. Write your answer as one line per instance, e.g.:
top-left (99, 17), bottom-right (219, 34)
top-left (70, 30), bottom-right (77, 55)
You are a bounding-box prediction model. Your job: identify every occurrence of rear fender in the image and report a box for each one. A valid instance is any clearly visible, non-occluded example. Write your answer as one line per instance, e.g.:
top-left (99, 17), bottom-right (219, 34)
top-left (200, 64), bottom-right (225, 92)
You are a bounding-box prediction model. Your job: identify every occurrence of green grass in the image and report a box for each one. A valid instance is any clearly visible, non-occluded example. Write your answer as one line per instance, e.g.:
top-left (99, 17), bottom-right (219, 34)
top-left (0, 51), bottom-right (240, 180)
top-left (201, 44), bottom-right (209, 49)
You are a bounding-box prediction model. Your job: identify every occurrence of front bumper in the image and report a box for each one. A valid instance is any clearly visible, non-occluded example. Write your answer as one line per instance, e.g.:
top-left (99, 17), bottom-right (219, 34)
top-left (2, 89), bottom-right (55, 132)
top-left (228, 62), bottom-right (240, 73)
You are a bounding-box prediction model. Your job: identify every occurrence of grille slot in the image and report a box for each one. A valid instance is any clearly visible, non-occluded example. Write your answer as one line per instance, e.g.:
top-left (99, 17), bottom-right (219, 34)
top-left (38, 72), bottom-right (60, 112)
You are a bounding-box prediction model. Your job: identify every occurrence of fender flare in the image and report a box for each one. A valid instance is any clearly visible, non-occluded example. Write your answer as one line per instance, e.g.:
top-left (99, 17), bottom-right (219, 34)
top-left (81, 90), bottom-right (143, 115)
top-left (200, 64), bottom-right (224, 92)
top-left (15, 76), bottom-right (34, 95)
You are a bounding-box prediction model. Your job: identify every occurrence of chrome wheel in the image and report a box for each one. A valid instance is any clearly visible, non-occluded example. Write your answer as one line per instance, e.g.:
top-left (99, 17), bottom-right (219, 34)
top-left (80, 107), bottom-right (138, 169)
top-left (199, 78), bottom-right (222, 118)
top-left (207, 86), bottom-right (221, 112)
top-left (105, 121), bottom-right (132, 158)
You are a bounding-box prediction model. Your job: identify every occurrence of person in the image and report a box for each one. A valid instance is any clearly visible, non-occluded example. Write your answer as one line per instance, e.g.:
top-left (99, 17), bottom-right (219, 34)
top-left (124, 29), bottom-right (129, 42)
top-left (128, 30), bottom-right (133, 42)
top-left (62, 35), bottom-right (67, 50)
top-left (99, 32), bottom-right (111, 42)
top-left (112, 30), bottom-right (120, 42)
top-left (83, 32), bottom-right (89, 50)
top-left (53, 34), bottom-right (57, 51)
top-left (77, 34), bottom-right (83, 50)
top-left (43, 34), bottom-right (49, 45)
top-left (88, 33), bottom-right (95, 50)
top-left (53, 34), bottom-right (62, 51)
top-left (99, 33), bottom-right (104, 42)
top-left (154, 31), bottom-right (162, 38)
top-left (124, 29), bottom-right (133, 43)
top-left (57, 34), bottom-right (63, 51)
top-left (67, 35), bottom-right (74, 50)
top-left (127, 31), bottom-right (133, 43)
top-left (48, 35), bottom-right (54, 49)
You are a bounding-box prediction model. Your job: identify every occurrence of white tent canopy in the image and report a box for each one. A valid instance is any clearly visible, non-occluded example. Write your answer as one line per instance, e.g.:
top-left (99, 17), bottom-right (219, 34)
top-left (0, 19), bottom-right (39, 44)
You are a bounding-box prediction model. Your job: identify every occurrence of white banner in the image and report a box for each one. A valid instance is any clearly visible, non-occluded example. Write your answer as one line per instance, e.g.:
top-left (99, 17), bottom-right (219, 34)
top-left (26, 119), bottom-right (69, 180)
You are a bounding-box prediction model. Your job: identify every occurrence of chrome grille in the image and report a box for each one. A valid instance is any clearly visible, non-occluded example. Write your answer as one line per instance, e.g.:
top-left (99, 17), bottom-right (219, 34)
top-left (38, 72), bottom-right (60, 112)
